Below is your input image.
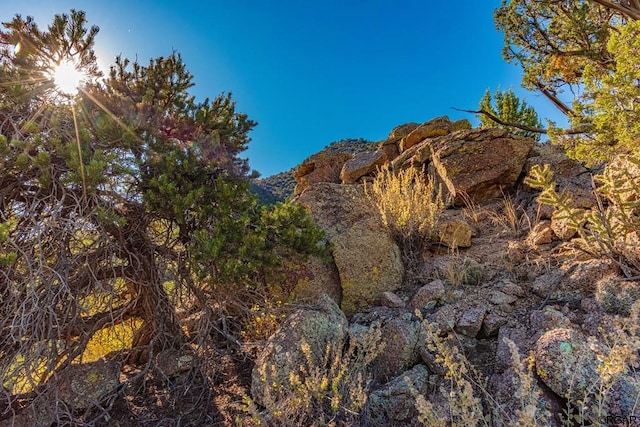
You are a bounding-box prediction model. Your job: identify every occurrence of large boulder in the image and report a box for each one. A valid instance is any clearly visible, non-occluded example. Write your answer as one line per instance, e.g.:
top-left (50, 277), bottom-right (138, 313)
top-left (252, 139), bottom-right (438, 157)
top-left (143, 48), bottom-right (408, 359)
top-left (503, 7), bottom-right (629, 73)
top-left (378, 122), bottom-right (420, 162)
top-left (399, 116), bottom-right (453, 152)
top-left (374, 317), bottom-right (423, 381)
top-left (428, 128), bottom-right (535, 205)
top-left (293, 152), bottom-right (352, 195)
top-left (397, 117), bottom-right (473, 152)
top-left (251, 294), bottom-right (348, 411)
top-left (387, 122), bottom-right (420, 143)
top-left (296, 183), bottom-right (404, 315)
top-left (390, 128), bottom-right (534, 206)
top-left (340, 149), bottom-right (387, 184)
top-left (291, 255), bottom-right (342, 305)
top-left (535, 328), bottom-right (640, 422)
top-left (390, 136), bottom-right (434, 172)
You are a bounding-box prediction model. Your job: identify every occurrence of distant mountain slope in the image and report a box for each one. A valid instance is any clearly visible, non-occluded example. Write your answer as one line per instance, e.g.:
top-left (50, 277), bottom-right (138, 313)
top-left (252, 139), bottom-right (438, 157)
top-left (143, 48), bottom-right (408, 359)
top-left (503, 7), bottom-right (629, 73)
top-left (252, 171), bottom-right (297, 205)
top-left (309, 137), bottom-right (377, 158)
top-left (252, 138), bottom-right (377, 204)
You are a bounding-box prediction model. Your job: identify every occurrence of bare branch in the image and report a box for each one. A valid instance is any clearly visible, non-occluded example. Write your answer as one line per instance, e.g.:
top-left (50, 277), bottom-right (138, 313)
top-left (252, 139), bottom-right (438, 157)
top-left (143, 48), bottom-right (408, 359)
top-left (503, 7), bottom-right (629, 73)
top-left (451, 107), bottom-right (591, 135)
top-left (589, 0), bottom-right (640, 20)
top-left (533, 81), bottom-right (576, 117)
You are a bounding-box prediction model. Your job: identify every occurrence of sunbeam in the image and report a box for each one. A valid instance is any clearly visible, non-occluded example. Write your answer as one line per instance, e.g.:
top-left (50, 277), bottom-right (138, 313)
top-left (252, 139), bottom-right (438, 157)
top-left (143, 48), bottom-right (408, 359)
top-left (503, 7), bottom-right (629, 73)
top-left (71, 104), bottom-right (88, 204)
top-left (80, 88), bottom-right (141, 142)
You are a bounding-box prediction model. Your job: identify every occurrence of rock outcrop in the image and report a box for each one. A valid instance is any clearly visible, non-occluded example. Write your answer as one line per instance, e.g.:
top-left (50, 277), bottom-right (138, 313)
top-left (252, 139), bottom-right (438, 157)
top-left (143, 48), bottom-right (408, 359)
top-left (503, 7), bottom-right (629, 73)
top-left (293, 152), bottom-right (352, 195)
top-left (374, 316), bottom-right (423, 380)
top-left (427, 128), bottom-right (535, 205)
top-left (248, 117), bottom-right (640, 426)
top-left (399, 116), bottom-right (453, 152)
top-left (340, 149), bottom-right (387, 184)
top-left (251, 294), bottom-right (348, 411)
top-left (291, 255), bottom-right (342, 305)
top-left (535, 328), bottom-right (640, 422)
top-left (363, 364), bottom-right (431, 426)
top-left (296, 183), bottom-right (404, 315)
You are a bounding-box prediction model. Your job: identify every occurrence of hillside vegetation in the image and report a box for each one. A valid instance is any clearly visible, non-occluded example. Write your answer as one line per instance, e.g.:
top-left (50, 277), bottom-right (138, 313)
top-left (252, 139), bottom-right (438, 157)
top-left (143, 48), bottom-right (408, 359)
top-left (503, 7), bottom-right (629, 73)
top-left (2, 2), bottom-right (640, 426)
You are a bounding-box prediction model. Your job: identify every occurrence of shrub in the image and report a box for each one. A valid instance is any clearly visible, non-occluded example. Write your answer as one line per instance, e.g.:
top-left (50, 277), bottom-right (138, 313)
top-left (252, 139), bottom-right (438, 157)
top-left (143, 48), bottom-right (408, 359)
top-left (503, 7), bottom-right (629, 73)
top-left (525, 154), bottom-right (640, 278)
top-left (243, 325), bottom-right (383, 426)
top-left (0, 10), bottom-right (328, 415)
top-left (415, 319), bottom-right (553, 426)
top-left (365, 165), bottom-right (445, 277)
top-left (478, 88), bottom-right (542, 141)
top-left (440, 255), bottom-right (484, 287)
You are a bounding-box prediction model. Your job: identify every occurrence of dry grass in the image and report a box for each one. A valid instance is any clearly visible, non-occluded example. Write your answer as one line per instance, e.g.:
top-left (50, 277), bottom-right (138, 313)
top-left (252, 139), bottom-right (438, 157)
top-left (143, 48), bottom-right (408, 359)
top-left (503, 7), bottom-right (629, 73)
top-left (365, 165), bottom-right (445, 278)
top-left (243, 325), bottom-right (383, 426)
top-left (438, 251), bottom-right (484, 288)
top-left (413, 319), bottom-right (553, 426)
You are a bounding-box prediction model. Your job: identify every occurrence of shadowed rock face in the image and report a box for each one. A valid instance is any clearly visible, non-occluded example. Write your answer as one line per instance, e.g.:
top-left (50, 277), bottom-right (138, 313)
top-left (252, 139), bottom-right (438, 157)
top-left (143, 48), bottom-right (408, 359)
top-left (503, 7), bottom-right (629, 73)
top-left (363, 364), bottom-right (430, 425)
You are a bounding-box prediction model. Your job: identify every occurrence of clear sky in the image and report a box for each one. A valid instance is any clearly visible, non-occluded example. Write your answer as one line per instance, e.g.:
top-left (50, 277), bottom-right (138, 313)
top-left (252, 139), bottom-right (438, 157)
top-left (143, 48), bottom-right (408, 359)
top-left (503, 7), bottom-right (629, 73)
top-left (1, 1), bottom-right (567, 177)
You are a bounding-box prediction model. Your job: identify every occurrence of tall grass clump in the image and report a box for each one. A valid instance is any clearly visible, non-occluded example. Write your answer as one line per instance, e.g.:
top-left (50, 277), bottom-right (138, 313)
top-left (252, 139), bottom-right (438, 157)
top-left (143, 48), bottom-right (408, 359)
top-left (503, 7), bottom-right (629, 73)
top-left (366, 166), bottom-right (445, 278)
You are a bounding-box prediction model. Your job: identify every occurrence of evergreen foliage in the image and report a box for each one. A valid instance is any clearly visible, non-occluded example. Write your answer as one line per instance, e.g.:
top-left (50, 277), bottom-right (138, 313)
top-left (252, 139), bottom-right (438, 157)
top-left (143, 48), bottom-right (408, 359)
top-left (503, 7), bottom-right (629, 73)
top-left (0, 9), bottom-right (326, 394)
top-left (495, 0), bottom-right (640, 162)
top-left (478, 88), bottom-right (542, 141)
top-left (252, 170), bottom-right (297, 204)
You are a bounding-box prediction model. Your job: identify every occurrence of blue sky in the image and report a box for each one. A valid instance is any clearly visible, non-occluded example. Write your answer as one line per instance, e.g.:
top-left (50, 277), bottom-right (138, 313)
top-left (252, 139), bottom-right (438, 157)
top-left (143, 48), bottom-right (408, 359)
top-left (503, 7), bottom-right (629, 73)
top-left (1, 1), bottom-right (567, 177)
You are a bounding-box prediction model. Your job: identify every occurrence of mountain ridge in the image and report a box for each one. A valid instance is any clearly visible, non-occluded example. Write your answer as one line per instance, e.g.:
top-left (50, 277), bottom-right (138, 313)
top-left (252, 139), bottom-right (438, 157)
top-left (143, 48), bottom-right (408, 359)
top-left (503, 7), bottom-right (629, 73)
top-left (252, 137), bottom-right (377, 204)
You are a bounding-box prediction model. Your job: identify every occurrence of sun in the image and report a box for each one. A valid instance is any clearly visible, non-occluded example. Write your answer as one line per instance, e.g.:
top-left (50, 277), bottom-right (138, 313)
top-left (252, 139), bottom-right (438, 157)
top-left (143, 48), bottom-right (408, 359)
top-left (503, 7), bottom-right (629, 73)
top-left (50, 60), bottom-right (86, 96)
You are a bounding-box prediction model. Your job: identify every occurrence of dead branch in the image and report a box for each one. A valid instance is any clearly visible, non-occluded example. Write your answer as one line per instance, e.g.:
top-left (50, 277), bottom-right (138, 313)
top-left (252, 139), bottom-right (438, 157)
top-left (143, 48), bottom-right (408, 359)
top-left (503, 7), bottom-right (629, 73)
top-left (451, 107), bottom-right (591, 136)
top-left (589, 0), bottom-right (640, 20)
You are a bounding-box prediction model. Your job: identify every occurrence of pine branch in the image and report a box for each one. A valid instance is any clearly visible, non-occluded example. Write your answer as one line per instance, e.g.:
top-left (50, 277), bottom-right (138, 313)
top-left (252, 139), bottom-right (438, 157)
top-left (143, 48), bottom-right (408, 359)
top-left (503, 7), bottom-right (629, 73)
top-left (451, 107), bottom-right (591, 135)
top-left (505, 46), bottom-right (576, 117)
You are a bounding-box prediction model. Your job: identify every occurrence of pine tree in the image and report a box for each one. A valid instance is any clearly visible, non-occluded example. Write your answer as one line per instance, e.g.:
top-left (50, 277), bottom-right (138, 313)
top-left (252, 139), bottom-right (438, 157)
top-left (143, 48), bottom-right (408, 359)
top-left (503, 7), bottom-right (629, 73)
top-left (0, 8), bottom-right (326, 398)
top-left (495, 0), bottom-right (640, 163)
top-left (478, 88), bottom-right (542, 141)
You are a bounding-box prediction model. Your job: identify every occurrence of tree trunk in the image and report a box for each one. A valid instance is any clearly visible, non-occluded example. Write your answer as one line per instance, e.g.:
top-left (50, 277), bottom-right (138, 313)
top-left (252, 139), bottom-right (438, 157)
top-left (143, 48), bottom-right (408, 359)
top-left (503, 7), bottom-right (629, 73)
top-left (123, 226), bottom-right (187, 365)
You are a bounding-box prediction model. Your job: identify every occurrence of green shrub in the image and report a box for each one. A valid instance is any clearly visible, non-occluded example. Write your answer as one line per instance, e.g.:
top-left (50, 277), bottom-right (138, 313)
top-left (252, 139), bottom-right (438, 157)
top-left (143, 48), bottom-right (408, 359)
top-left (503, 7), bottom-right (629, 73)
top-left (525, 154), bottom-right (640, 278)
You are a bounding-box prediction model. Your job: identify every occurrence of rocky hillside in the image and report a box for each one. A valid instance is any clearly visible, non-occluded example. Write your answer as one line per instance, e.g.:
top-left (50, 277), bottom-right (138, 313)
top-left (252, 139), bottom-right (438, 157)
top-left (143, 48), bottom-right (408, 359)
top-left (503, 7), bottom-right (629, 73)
top-left (252, 138), bottom-right (376, 203)
top-left (6, 117), bottom-right (639, 427)
top-left (248, 116), bottom-right (640, 426)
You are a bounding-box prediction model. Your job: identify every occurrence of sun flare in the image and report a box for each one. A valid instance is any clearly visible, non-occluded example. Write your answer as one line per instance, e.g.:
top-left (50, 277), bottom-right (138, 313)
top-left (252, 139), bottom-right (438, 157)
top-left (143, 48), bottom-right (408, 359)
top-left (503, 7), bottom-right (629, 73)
top-left (50, 60), bottom-right (86, 96)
